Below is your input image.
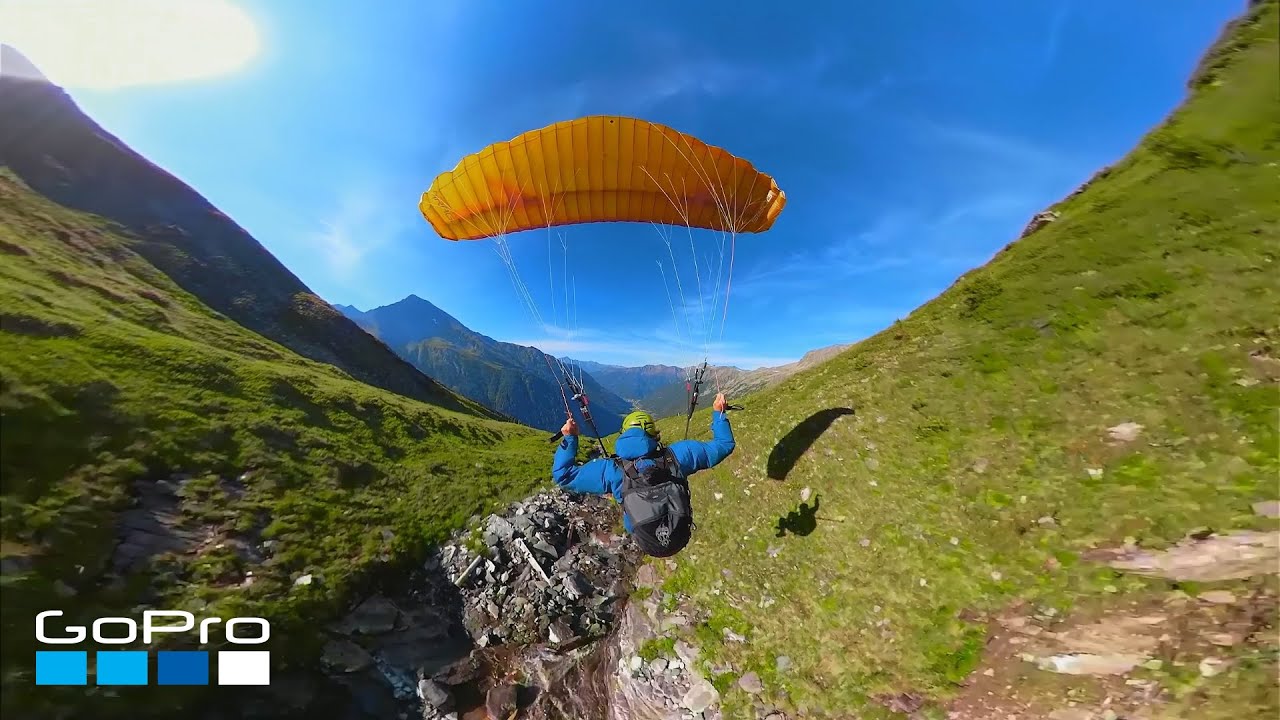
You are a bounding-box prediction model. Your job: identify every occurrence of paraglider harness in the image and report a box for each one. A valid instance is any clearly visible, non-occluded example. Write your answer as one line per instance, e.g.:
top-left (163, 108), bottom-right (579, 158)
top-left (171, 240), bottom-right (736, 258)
top-left (546, 360), bottom-right (696, 556)
top-left (546, 359), bottom-right (740, 557)
top-left (615, 445), bottom-right (693, 557)
top-left (619, 362), bottom-right (745, 557)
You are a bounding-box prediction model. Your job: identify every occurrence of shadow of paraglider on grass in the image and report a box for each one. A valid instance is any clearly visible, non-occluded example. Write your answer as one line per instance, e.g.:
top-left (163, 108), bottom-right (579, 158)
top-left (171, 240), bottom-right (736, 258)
top-left (766, 407), bottom-right (855, 481)
top-left (775, 494), bottom-right (844, 538)
top-left (775, 494), bottom-right (820, 537)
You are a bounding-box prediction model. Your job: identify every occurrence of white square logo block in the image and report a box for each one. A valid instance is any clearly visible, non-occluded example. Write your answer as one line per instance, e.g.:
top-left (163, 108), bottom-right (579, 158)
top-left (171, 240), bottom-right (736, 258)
top-left (217, 650), bottom-right (270, 686)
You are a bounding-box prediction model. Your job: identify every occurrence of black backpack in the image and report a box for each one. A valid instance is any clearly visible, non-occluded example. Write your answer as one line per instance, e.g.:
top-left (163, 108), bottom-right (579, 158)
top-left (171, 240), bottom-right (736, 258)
top-left (616, 446), bottom-right (694, 557)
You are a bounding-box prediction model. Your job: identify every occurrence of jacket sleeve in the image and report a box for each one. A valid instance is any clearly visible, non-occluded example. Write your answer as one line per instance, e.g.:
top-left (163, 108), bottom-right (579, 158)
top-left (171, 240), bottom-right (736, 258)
top-left (551, 435), bottom-right (610, 495)
top-left (670, 410), bottom-right (736, 475)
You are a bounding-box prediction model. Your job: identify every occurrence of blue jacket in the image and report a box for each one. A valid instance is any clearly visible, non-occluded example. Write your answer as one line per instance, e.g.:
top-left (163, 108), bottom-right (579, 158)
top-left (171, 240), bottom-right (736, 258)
top-left (551, 411), bottom-right (736, 532)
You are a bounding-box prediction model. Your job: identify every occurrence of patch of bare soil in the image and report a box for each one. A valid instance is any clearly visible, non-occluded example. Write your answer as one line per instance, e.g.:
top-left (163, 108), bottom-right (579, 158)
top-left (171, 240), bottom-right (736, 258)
top-left (945, 582), bottom-right (1278, 719)
top-left (1085, 530), bottom-right (1280, 583)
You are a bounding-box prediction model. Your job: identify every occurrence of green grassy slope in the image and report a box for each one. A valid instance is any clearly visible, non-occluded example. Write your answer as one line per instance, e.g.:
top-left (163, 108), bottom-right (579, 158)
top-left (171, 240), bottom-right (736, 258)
top-left (651, 3), bottom-right (1279, 717)
top-left (0, 48), bottom-right (492, 418)
top-left (0, 172), bottom-right (548, 715)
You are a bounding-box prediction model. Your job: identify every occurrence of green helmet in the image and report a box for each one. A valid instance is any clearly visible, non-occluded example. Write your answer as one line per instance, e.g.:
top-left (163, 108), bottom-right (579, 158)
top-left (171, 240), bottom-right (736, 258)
top-left (621, 410), bottom-right (658, 437)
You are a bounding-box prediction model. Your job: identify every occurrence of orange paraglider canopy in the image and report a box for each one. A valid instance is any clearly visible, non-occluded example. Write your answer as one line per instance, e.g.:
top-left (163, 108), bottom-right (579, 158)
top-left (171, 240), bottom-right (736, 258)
top-left (420, 115), bottom-right (786, 241)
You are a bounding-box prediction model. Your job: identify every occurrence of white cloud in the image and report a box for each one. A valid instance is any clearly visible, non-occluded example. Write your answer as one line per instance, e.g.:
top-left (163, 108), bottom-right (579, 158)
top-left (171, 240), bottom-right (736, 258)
top-left (920, 122), bottom-right (1067, 170)
top-left (308, 185), bottom-right (412, 282)
top-left (729, 190), bottom-right (1037, 310)
top-left (0, 0), bottom-right (261, 90)
top-left (599, 40), bottom-right (888, 117)
top-left (1044, 3), bottom-right (1071, 70)
top-left (733, 242), bottom-right (980, 301)
top-left (509, 324), bottom-right (799, 371)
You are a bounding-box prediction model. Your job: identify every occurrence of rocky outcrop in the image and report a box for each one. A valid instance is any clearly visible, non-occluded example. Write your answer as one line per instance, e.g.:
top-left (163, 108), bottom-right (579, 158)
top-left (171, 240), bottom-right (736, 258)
top-left (284, 488), bottom-right (777, 720)
top-left (611, 601), bottom-right (720, 719)
top-left (112, 478), bottom-right (210, 575)
top-left (109, 475), bottom-right (266, 590)
top-left (292, 491), bottom-right (642, 720)
top-left (440, 492), bottom-right (639, 650)
top-left (1018, 210), bottom-right (1060, 238)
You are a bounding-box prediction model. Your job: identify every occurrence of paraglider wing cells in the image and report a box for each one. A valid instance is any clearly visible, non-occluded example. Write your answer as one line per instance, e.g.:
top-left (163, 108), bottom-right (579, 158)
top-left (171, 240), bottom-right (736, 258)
top-left (419, 115), bottom-right (786, 241)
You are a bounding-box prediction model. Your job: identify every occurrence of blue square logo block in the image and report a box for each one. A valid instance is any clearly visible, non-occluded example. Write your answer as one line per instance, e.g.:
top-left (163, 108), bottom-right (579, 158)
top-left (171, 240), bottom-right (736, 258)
top-left (96, 651), bottom-right (148, 685)
top-left (36, 651), bottom-right (87, 685)
top-left (157, 651), bottom-right (208, 686)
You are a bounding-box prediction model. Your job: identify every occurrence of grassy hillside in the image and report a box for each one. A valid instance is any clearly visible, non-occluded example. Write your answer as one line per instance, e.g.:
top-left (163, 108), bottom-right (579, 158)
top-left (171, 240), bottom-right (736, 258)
top-left (0, 45), bottom-right (486, 417)
top-left (646, 3), bottom-right (1279, 718)
top-left (0, 171), bottom-right (548, 716)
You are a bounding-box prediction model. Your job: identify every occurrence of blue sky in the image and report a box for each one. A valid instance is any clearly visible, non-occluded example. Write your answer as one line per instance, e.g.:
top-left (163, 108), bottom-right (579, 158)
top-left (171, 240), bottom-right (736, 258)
top-left (5, 0), bottom-right (1244, 368)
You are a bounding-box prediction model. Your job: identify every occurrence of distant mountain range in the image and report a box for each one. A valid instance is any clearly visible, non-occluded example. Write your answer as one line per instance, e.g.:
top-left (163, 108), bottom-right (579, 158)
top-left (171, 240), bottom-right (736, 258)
top-left (331, 292), bottom-right (853, 430)
top-left (336, 296), bottom-right (632, 434)
top-left (563, 343), bottom-right (853, 419)
top-left (561, 359), bottom-right (686, 402)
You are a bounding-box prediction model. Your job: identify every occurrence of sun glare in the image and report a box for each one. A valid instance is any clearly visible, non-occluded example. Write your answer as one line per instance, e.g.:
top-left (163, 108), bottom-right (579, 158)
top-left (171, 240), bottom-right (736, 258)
top-left (0, 0), bottom-right (260, 90)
